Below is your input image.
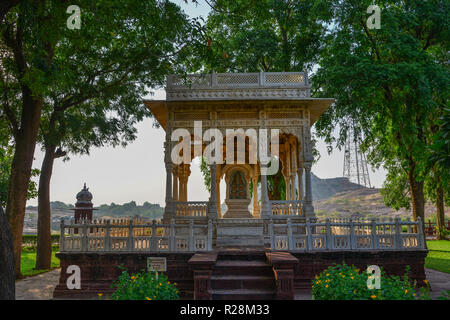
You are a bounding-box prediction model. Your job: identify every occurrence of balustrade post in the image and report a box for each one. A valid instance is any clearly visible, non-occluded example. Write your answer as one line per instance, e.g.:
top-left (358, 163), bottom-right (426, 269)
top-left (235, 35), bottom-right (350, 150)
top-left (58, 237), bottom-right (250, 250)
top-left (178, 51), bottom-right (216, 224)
top-left (170, 219), bottom-right (176, 251)
top-left (394, 217), bottom-right (402, 249)
top-left (371, 219), bottom-right (378, 250)
top-left (260, 168), bottom-right (272, 218)
top-left (207, 219), bottom-right (213, 251)
top-left (306, 218), bottom-right (312, 251)
top-left (82, 220), bottom-right (88, 252)
top-left (105, 220), bottom-right (111, 251)
top-left (151, 220), bottom-right (157, 251)
top-left (189, 220), bottom-right (195, 251)
top-left (326, 218), bottom-right (332, 250)
top-left (349, 218), bottom-right (355, 249)
top-left (287, 218), bottom-right (293, 250)
top-left (60, 220), bottom-right (65, 252)
top-left (128, 220), bottom-right (133, 252)
top-left (268, 219), bottom-right (274, 249)
top-left (417, 217), bottom-right (425, 249)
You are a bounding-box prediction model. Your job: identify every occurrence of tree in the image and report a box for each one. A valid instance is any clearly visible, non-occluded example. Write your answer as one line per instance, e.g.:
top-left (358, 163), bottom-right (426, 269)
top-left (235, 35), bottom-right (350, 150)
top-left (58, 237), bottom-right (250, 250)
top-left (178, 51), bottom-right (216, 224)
top-left (0, 206), bottom-right (15, 300)
top-left (200, 0), bottom-right (332, 73)
top-left (313, 0), bottom-right (449, 228)
top-left (34, 0), bottom-right (202, 270)
top-left (1, 0), bottom-right (203, 277)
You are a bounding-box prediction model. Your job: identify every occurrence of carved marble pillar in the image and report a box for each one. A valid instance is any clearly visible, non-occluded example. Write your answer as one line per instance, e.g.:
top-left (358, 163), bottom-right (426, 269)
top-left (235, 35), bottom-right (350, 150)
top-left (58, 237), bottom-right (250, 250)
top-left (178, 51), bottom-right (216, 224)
top-left (302, 162), bottom-right (314, 217)
top-left (252, 176), bottom-right (260, 217)
top-left (290, 175), bottom-right (296, 200)
top-left (297, 167), bottom-right (303, 201)
top-left (172, 166), bottom-right (178, 201)
top-left (216, 180), bottom-right (221, 218)
top-left (164, 162), bottom-right (174, 219)
top-left (260, 166), bottom-right (272, 218)
top-left (208, 163), bottom-right (218, 219)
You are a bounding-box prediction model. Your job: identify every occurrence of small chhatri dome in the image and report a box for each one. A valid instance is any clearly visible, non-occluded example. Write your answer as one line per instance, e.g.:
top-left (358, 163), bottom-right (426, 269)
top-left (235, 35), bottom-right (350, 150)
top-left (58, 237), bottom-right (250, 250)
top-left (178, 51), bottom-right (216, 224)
top-left (76, 183), bottom-right (93, 203)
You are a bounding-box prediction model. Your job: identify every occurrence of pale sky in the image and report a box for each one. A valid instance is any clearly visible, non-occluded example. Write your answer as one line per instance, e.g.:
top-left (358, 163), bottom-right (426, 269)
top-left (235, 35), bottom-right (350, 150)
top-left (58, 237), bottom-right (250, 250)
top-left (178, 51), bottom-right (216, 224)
top-left (27, 0), bottom-right (386, 207)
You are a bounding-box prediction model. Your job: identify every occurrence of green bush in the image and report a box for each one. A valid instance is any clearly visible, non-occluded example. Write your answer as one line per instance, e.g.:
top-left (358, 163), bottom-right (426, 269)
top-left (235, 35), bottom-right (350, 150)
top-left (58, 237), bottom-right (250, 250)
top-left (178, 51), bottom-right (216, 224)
top-left (312, 263), bottom-right (430, 300)
top-left (111, 269), bottom-right (179, 300)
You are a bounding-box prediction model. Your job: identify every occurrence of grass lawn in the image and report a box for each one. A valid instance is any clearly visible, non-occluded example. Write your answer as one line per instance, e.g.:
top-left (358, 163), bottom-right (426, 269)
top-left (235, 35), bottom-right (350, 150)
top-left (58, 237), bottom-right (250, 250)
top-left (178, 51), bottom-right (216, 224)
top-left (21, 250), bottom-right (60, 277)
top-left (425, 240), bottom-right (450, 274)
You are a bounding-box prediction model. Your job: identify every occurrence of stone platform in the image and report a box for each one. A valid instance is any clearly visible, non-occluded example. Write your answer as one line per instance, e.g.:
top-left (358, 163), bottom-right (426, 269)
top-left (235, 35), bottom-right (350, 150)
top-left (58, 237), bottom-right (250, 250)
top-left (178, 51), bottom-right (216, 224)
top-left (53, 248), bottom-right (427, 300)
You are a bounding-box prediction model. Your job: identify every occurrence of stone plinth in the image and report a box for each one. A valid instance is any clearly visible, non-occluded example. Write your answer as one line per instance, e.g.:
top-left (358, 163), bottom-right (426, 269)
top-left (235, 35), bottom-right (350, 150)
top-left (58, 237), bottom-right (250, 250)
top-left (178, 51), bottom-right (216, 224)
top-left (223, 199), bottom-right (252, 219)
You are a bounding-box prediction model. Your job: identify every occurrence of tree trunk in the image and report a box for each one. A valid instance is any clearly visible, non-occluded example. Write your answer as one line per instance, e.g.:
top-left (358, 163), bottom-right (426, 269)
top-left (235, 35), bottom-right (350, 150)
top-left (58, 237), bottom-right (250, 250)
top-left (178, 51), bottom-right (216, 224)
top-left (36, 146), bottom-right (56, 270)
top-left (435, 177), bottom-right (445, 240)
top-left (6, 92), bottom-right (43, 279)
top-left (0, 206), bottom-right (15, 300)
top-left (408, 163), bottom-right (425, 237)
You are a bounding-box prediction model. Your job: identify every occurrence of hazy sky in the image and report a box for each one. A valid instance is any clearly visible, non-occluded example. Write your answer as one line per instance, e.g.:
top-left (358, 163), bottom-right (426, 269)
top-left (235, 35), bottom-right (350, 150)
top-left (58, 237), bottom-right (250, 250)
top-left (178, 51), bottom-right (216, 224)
top-left (27, 0), bottom-right (386, 207)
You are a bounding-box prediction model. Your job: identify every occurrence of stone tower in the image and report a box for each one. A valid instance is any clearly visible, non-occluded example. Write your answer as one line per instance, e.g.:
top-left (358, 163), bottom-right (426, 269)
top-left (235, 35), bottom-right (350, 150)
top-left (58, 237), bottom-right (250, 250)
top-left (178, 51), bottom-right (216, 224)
top-left (72, 183), bottom-right (96, 222)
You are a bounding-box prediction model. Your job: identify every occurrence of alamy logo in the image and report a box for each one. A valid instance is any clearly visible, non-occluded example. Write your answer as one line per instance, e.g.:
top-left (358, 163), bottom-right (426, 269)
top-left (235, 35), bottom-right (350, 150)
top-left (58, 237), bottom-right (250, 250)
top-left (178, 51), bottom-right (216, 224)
top-left (66, 5), bottom-right (81, 30)
top-left (367, 265), bottom-right (381, 289)
top-left (171, 121), bottom-right (280, 175)
top-left (367, 5), bottom-right (381, 30)
top-left (66, 265), bottom-right (81, 289)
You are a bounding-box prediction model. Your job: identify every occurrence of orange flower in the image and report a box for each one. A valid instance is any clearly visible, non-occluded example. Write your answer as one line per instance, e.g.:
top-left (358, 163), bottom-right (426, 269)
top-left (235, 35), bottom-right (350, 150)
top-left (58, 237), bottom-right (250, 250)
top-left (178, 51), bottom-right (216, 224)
top-left (146, 297), bottom-right (151, 300)
top-left (371, 295), bottom-right (377, 299)
top-left (404, 289), bottom-right (408, 294)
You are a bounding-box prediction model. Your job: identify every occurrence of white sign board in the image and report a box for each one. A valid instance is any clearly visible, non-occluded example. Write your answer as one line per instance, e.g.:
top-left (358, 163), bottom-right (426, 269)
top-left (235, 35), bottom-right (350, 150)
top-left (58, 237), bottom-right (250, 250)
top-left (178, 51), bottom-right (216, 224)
top-left (147, 257), bottom-right (167, 272)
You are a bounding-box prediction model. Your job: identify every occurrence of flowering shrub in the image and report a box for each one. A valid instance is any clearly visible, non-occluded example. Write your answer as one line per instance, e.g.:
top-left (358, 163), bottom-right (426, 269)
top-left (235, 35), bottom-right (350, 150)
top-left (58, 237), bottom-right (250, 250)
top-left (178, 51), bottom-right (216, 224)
top-left (111, 269), bottom-right (179, 300)
top-left (312, 263), bottom-right (430, 300)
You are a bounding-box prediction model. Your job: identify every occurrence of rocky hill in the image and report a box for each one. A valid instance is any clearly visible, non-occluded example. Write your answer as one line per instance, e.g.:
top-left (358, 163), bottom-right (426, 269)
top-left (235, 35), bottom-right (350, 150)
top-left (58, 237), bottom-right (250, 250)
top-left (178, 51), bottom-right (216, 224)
top-left (314, 187), bottom-right (446, 220)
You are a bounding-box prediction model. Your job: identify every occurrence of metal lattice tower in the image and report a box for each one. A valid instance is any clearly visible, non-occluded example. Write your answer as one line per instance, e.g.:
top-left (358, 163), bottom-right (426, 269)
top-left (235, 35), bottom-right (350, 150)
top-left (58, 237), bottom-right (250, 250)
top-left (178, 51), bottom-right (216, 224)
top-left (343, 126), bottom-right (371, 188)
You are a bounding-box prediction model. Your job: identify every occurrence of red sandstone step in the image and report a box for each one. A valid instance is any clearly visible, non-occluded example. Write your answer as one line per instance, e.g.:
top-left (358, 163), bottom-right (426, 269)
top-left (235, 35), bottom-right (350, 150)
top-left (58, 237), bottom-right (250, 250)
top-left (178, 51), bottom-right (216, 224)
top-left (211, 289), bottom-right (275, 300)
top-left (211, 275), bottom-right (275, 290)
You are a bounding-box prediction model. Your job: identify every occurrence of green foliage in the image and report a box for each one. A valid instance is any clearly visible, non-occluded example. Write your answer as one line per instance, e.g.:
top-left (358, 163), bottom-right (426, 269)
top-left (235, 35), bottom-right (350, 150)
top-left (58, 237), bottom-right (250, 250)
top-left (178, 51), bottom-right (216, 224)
top-left (0, 145), bottom-right (39, 207)
top-left (312, 263), bottom-right (430, 300)
top-left (312, 0), bottom-right (449, 220)
top-left (97, 201), bottom-right (164, 219)
top-left (111, 269), bottom-right (179, 300)
top-left (200, 0), bottom-right (332, 73)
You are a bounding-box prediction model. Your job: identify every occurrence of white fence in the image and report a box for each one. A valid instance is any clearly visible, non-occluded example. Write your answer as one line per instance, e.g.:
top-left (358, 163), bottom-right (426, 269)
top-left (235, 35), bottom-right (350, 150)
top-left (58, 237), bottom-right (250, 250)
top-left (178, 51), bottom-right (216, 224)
top-left (60, 218), bottom-right (213, 253)
top-left (269, 217), bottom-right (426, 251)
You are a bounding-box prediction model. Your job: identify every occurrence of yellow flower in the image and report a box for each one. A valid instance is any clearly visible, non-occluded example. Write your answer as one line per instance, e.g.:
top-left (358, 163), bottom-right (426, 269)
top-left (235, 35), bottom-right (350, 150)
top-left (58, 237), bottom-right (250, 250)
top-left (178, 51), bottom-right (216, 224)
top-left (315, 275), bottom-right (319, 279)
top-left (325, 285), bottom-right (329, 288)
top-left (413, 293), bottom-right (416, 296)
top-left (353, 290), bottom-right (357, 294)
top-left (146, 297), bottom-right (151, 300)
top-left (326, 274), bottom-right (330, 276)
top-left (131, 276), bottom-right (135, 280)
top-left (159, 283), bottom-right (162, 286)
top-left (423, 280), bottom-right (428, 284)
top-left (351, 276), bottom-right (354, 280)
top-left (98, 293), bottom-right (103, 297)
top-left (371, 295), bottom-right (377, 299)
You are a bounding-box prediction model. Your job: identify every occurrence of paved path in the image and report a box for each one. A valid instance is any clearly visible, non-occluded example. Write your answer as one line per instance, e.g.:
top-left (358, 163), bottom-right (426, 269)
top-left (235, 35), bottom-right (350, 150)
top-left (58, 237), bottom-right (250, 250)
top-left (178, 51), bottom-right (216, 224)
top-left (15, 269), bottom-right (61, 300)
top-left (14, 268), bottom-right (450, 300)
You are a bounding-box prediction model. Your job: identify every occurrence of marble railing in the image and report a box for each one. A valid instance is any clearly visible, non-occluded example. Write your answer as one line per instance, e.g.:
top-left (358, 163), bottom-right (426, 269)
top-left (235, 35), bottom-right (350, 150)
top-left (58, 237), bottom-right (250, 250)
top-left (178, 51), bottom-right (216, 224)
top-left (175, 201), bottom-right (209, 217)
top-left (269, 217), bottom-right (425, 251)
top-left (60, 219), bottom-right (213, 252)
top-left (271, 200), bottom-right (303, 216)
top-left (167, 72), bottom-right (308, 89)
